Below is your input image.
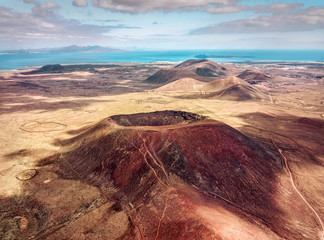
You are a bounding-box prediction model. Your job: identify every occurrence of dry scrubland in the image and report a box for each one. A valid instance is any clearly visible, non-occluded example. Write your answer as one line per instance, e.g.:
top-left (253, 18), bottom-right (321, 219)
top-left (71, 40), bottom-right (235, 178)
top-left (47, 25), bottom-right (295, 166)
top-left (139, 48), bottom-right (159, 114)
top-left (0, 59), bottom-right (324, 240)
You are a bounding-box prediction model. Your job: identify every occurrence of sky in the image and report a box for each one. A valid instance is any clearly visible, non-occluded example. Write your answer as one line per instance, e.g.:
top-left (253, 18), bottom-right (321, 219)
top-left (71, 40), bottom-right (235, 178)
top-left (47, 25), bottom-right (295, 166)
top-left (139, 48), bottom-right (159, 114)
top-left (0, 0), bottom-right (323, 50)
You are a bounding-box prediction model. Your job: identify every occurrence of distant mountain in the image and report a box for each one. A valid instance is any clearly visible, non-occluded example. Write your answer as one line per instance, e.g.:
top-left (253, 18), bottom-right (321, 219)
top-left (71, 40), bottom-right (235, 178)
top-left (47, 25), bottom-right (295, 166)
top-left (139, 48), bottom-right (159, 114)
top-left (0, 45), bottom-right (126, 54)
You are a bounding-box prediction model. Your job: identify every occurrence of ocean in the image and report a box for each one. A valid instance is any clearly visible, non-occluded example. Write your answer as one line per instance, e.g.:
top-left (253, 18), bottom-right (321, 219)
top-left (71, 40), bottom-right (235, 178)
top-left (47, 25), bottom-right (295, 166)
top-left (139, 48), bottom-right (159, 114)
top-left (0, 49), bottom-right (323, 70)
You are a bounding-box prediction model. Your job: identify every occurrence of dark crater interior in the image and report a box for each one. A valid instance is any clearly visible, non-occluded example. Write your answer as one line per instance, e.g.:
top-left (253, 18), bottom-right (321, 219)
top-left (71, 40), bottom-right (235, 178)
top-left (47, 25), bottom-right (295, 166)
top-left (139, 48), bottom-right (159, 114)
top-left (110, 110), bottom-right (206, 126)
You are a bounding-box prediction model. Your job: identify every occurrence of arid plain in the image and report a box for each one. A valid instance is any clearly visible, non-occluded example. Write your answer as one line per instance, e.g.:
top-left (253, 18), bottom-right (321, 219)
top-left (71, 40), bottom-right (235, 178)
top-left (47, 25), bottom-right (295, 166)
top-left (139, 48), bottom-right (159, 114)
top-left (0, 59), bottom-right (323, 240)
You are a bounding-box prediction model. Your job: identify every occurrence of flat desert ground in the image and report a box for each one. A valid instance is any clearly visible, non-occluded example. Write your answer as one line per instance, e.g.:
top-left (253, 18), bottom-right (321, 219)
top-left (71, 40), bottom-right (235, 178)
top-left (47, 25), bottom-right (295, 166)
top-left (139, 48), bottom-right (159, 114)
top-left (0, 60), bottom-right (323, 240)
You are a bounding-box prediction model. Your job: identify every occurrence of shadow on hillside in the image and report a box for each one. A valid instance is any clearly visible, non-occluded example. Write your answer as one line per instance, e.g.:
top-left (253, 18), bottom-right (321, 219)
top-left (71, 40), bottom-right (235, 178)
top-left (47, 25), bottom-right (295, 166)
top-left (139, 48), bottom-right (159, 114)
top-left (0, 95), bottom-right (115, 114)
top-left (237, 112), bottom-right (324, 166)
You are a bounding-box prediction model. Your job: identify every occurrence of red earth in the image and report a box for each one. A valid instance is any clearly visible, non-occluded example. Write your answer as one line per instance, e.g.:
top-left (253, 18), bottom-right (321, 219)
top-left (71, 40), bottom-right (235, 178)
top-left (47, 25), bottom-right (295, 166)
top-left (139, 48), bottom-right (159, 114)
top-left (53, 110), bottom-right (316, 239)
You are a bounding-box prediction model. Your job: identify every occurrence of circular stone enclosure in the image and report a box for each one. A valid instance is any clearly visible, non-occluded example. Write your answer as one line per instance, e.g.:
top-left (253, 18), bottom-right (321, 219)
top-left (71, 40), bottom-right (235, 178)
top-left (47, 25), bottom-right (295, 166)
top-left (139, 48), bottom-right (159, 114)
top-left (110, 110), bottom-right (205, 127)
top-left (20, 121), bottom-right (67, 132)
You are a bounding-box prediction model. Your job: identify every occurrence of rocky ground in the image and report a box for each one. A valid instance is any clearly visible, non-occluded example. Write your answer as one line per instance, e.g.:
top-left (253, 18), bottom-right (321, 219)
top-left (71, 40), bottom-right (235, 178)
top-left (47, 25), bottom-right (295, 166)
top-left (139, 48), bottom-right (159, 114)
top-left (0, 60), bottom-right (323, 240)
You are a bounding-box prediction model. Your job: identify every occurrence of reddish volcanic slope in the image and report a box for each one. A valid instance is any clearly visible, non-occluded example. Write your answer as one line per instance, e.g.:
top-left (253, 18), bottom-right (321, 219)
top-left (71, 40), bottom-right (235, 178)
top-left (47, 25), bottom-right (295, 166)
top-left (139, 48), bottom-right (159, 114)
top-left (55, 111), bottom-right (316, 239)
top-left (144, 59), bottom-right (227, 84)
top-left (210, 83), bottom-right (267, 101)
top-left (237, 70), bottom-right (271, 84)
top-left (155, 76), bottom-right (267, 101)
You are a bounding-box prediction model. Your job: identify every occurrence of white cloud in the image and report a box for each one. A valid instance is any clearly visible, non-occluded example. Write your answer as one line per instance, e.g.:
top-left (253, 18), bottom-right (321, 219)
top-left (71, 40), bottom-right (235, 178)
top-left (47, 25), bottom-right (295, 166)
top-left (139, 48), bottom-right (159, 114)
top-left (23, 0), bottom-right (36, 3)
top-left (204, 4), bottom-right (248, 14)
top-left (190, 7), bottom-right (324, 34)
top-left (0, 6), bottom-right (133, 48)
top-left (73, 0), bottom-right (88, 7)
top-left (32, 1), bottom-right (58, 17)
top-left (91, 0), bottom-right (247, 14)
top-left (252, 3), bottom-right (303, 14)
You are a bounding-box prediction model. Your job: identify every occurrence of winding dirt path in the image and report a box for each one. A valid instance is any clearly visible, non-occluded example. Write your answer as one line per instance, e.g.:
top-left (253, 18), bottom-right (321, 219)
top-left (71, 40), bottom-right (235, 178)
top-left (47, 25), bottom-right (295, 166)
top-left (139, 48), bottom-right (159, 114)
top-left (272, 138), bottom-right (324, 240)
top-left (268, 91), bottom-right (274, 104)
top-left (154, 190), bottom-right (172, 240)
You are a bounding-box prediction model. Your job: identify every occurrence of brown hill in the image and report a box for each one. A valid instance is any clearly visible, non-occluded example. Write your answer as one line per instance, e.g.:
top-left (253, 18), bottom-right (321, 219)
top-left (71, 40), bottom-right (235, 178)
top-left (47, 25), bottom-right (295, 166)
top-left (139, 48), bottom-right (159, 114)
top-left (175, 59), bottom-right (227, 77)
top-left (144, 59), bottom-right (227, 84)
top-left (53, 110), bottom-right (311, 239)
top-left (237, 70), bottom-right (270, 84)
top-left (155, 78), bottom-right (206, 92)
top-left (205, 77), bottom-right (267, 101)
top-left (174, 59), bottom-right (211, 68)
top-left (156, 76), bottom-right (246, 92)
top-left (206, 76), bottom-right (247, 91)
top-left (144, 69), bottom-right (196, 84)
top-left (212, 84), bottom-right (267, 101)
top-left (155, 76), bottom-right (267, 101)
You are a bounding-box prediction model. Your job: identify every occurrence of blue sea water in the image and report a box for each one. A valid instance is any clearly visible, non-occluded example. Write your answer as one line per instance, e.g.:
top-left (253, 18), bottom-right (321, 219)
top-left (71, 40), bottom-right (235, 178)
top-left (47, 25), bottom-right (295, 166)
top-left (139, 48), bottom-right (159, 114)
top-left (0, 49), bottom-right (323, 70)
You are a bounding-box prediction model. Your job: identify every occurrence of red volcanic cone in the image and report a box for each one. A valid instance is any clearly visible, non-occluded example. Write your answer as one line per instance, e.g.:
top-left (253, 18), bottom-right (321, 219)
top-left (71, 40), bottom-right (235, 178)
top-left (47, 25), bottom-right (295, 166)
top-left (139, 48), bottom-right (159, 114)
top-left (56, 111), bottom-right (283, 239)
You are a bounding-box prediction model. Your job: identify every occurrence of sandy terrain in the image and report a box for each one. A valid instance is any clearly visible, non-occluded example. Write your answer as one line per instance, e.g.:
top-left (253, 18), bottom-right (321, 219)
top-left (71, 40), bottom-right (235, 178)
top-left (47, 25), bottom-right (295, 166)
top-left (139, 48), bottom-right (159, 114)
top-left (0, 61), bottom-right (323, 239)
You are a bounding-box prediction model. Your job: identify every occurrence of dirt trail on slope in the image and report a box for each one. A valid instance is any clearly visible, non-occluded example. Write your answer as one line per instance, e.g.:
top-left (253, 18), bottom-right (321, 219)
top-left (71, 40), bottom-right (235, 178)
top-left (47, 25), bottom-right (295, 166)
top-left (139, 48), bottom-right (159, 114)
top-left (272, 137), bottom-right (324, 240)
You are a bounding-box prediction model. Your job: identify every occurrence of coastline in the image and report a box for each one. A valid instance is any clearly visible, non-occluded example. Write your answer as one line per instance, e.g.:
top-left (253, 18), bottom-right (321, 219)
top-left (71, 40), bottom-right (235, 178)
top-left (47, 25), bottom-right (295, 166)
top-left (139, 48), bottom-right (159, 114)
top-left (1, 49), bottom-right (324, 71)
top-left (1, 60), bottom-right (324, 73)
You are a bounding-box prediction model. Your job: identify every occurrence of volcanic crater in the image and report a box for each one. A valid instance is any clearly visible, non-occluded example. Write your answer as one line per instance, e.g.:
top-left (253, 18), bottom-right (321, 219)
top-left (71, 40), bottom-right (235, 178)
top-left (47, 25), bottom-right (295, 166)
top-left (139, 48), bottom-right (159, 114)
top-left (53, 110), bottom-right (293, 239)
top-left (109, 110), bottom-right (205, 127)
